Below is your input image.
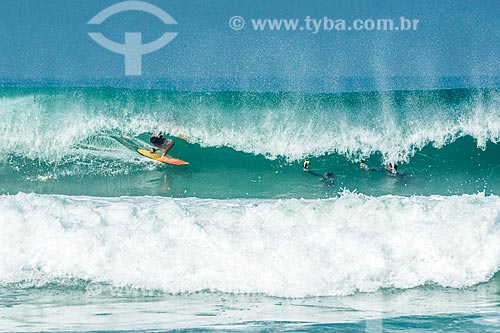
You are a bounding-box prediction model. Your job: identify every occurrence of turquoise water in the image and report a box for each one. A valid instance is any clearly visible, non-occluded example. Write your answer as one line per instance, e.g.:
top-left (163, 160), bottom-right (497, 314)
top-left (1, 87), bottom-right (500, 331)
top-left (2, 277), bottom-right (500, 332)
top-left (1, 87), bottom-right (500, 198)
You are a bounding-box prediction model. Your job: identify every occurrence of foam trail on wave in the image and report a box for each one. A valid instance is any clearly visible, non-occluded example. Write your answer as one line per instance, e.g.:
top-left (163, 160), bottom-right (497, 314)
top-left (1, 192), bottom-right (500, 297)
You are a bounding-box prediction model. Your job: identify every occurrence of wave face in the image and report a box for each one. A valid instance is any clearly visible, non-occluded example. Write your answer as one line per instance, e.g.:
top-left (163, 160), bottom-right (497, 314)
top-left (1, 87), bottom-right (500, 198)
top-left (1, 87), bottom-right (500, 161)
top-left (1, 192), bottom-right (499, 297)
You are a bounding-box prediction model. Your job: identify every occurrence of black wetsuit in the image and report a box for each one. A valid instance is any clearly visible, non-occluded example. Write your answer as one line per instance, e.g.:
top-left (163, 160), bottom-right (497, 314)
top-left (150, 135), bottom-right (172, 149)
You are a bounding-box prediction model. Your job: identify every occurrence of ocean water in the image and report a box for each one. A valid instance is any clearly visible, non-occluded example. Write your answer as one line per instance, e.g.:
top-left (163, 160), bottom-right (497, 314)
top-left (1, 86), bottom-right (500, 332)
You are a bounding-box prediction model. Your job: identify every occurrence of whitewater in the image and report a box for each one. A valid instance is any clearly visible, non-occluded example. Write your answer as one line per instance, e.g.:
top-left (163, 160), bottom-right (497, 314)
top-left (1, 87), bottom-right (500, 163)
top-left (2, 191), bottom-right (500, 297)
top-left (2, 86), bottom-right (500, 332)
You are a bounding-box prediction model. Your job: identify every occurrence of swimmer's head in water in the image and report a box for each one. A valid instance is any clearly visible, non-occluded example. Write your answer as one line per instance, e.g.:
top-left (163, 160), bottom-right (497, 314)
top-left (386, 163), bottom-right (399, 173)
top-left (323, 172), bottom-right (333, 179)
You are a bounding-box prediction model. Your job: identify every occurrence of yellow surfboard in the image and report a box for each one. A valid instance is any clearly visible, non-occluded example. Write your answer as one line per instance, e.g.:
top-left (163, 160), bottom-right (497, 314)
top-left (136, 148), bottom-right (189, 165)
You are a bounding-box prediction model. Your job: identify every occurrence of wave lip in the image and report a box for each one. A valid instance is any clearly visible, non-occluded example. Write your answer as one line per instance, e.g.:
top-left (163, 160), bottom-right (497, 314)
top-left (1, 192), bottom-right (499, 297)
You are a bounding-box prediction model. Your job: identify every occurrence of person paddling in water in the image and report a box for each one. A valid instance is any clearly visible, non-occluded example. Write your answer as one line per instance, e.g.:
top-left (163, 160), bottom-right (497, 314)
top-left (386, 163), bottom-right (398, 175)
top-left (359, 160), bottom-right (378, 172)
top-left (150, 132), bottom-right (175, 158)
top-left (303, 160), bottom-right (335, 185)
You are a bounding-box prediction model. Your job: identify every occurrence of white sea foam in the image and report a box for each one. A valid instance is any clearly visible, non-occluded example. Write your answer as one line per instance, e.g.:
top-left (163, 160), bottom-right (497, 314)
top-left (1, 90), bottom-right (500, 163)
top-left (0, 192), bottom-right (499, 297)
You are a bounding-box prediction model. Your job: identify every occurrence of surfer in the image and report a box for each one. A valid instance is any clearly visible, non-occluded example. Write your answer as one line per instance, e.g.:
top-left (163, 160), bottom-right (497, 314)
top-left (386, 163), bottom-right (398, 174)
top-left (150, 132), bottom-right (175, 158)
top-left (321, 172), bottom-right (335, 186)
top-left (359, 160), bottom-right (378, 172)
top-left (359, 160), bottom-right (399, 175)
top-left (303, 160), bottom-right (335, 185)
top-left (303, 160), bottom-right (311, 172)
